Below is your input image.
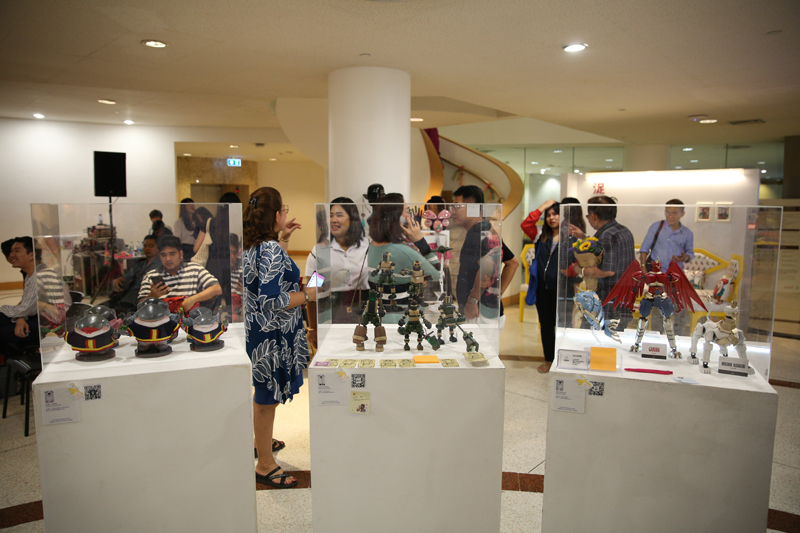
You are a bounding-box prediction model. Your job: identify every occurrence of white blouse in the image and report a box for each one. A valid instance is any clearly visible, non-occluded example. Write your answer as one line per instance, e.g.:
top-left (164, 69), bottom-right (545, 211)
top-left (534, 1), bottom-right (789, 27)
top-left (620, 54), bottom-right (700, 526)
top-left (305, 237), bottom-right (370, 292)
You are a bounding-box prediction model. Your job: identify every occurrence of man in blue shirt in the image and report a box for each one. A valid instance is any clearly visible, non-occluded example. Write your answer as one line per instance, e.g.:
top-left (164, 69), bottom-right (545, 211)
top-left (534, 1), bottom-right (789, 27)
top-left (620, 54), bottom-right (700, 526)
top-left (639, 199), bottom-right (694, 272)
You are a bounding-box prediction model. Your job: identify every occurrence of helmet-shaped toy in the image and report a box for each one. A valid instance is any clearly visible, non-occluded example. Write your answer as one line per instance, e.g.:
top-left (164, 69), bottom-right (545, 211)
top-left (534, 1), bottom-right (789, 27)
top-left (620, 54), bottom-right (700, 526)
top-left (125, 300), bottom-right (181, 358)
top-left (182, 307), bottom-right (227, 351)
top-left (66, 312), bottom-right (119, 361)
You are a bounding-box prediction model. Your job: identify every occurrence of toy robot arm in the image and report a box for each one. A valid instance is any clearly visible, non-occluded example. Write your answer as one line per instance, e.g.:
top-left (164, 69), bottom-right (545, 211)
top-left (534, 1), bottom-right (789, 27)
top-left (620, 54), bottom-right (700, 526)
top-left (689, 322), bottom-right (704, 355)
top-left (423, 318), bottom-right (432, 328)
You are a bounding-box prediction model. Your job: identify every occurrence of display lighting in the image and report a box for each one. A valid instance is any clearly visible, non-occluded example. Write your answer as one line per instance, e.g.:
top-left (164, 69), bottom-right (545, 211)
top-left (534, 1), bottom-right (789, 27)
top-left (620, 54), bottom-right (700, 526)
top-left (699, 119), bottom-right (717, 124)
top-left (123, 120), bottom-right (134, 125)
top-left (410, 118), bottom-right (423, 122)
top-left (183, 153), bottom-right (192, 156)
top-left (269, 158), bottom-right (277, 161)
top-left (230, 144), bottom-right (238, 148)
top-left (33, 113), bottom-right (45, 119)
top-left (682, 148), bottom-right (693, 151)
top-left (585, 169), bottom-right (746, 188)
top-left (531, 161), bottom-right (538, 164)
top-left (142, 40), bottom-right (167, 48)
top-left (605, 159), bottom-right (613, 162)
top-left (553, 149), bottom-right (563, 153)
top-left (540, 169), bottom-right (546, 174)
top-left (690, 160), bottom-right (699, 163)
top-left (196, 179), bottom-right (200, 183)
top-left (563, 43), bottom-right (587, 52)
top-left (761, 170), bottom-right (767, 174)
top-left (758, 161), bottom-right (766, 164)
top-left (98, 99), bottom-right (116, 105)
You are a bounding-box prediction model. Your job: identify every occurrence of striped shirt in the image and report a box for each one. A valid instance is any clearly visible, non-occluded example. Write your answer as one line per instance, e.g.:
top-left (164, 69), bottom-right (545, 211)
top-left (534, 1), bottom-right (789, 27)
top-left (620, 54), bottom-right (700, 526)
top-left (0, 272), bottom-right (37, 319)
top-left (36, 264), bottom-right (68, 307)
top-left (139, 262), bottom-right (219, 300)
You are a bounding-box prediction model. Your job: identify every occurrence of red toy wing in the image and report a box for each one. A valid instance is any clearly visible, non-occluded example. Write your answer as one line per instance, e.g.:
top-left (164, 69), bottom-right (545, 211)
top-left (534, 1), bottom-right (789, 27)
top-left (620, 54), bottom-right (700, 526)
top-left (666, 261), bottom-right (707, 313)
top-left (602, 260), bottom-right (644, 311)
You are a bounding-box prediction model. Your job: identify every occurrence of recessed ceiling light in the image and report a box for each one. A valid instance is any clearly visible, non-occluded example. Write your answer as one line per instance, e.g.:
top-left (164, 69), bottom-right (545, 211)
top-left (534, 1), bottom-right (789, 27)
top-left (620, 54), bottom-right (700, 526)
top-left (574, 169), bottom-right (580, 173)
top-left (269, 158), bottom-right (277, 161)
top-left (33, 113), bottom-right (45, 119)
top-left (196, 179), bottom-right (200, 183)
top-left (690, 159), bottom-right (699, 163)
top-left (531, 161), bottom-right (538, 165)
top-left (682, 147), bottom-right (693, 152)
top-left (554, 149), bottom-right (563, 153)
top-left (758, 161), bottom-right (766, 164)
top-left (675, 166), bottom-right (682, 169)
top-left (761, 169), bottom-right (767, 174)
top-left (142, 40), bottom-right (167, 48)
top-left (563, 43), bottom-right (587, 52)
top-left (699, 119), bottom-right (717, 124)
top-left (540, 169), bottom-right (546, 174)
top-left (605, 159), bottom-right (613, 162)
top-left (183, 153), bottom-right (192, 156)
top-left (123, 120), bottom-right (134, 125)
top-left (98, 99), bottom-right (116, 105)
top-left (410, 118), bottom-right (423, 122)
top-left (230, 144), bottom-right (238, 148)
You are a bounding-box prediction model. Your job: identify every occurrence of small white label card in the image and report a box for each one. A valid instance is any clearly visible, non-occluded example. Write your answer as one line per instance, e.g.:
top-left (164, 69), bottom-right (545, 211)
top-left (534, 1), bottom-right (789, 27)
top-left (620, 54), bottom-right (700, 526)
top-left (557, 349), bottom-right (590, 370)
top-left (550, 376), bottom-right (586, 414)
top-left (672, 375), bottom-right (699, 384)
top-left (718, 357), bottom-right (751, 377)
top-left (42, 383), bottom-right (83, 425)
top-left (350, 391), bottom-right (371, 414)
top-left (314, 371), bottom-right (347, 406)
top-left (641, 342), bottom-right (668, 360)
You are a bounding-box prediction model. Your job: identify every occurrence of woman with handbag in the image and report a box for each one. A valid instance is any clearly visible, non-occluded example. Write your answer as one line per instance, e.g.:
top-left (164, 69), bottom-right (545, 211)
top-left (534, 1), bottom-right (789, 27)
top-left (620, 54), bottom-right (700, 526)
top-left (190, 207), bottom-right (214, 267)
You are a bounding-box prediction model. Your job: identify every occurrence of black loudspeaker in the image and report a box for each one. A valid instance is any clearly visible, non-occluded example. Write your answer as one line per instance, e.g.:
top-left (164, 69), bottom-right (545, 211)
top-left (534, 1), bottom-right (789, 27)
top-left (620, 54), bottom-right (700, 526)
top-left (94, 151), bottom-right (127, 197)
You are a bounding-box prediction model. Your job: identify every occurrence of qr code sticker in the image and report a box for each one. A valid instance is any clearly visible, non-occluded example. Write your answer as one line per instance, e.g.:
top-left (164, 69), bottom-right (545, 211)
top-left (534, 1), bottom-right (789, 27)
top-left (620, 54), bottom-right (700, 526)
top-left (84, 385), bottom-right (102, 401)
top-left (589, 381), bottom-right (605, 397)
top-left (351, 374), bottom-right (366, 388)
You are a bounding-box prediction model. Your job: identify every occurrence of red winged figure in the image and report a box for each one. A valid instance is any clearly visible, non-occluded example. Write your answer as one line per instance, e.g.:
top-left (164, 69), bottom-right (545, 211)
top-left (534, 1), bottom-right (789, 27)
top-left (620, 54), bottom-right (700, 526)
top-left (603, 259), bottom-right (706, 358)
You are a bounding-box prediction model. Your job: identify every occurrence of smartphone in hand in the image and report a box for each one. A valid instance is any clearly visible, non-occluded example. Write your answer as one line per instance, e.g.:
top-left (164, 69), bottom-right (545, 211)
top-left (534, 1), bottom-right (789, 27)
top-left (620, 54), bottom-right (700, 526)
top-left (308, 272), bottom-right (325, 288)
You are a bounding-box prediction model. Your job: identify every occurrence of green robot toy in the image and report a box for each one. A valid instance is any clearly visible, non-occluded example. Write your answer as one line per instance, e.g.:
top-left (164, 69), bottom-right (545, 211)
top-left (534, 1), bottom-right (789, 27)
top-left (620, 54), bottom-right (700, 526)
top-left (400, 260), bottom-right (430, 306)
top-left (436, 295), bottom-right (466, 343)
top-left (372, 252), bottom-right (398, 309)
top-left (353, 290), bottom-right (387, 352)
top-left (398, 300), bottom-right (440, 351)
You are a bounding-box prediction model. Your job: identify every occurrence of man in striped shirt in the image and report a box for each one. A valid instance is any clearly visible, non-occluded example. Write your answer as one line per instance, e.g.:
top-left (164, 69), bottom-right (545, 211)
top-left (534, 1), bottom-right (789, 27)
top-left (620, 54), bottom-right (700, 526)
top-left (138, 235), bottom-right (222, 310)
top-left (0, 237), bottom-right (40, 355)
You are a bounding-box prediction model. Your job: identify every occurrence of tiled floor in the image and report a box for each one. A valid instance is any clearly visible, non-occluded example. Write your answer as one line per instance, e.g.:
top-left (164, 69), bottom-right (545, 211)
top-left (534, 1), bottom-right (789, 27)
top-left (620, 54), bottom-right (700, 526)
top-left (1, 291), bottom-right (799, 531)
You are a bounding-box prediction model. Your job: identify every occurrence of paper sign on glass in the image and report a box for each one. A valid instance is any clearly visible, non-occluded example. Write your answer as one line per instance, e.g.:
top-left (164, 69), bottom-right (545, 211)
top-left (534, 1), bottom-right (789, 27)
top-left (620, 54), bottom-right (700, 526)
top-left (350, 391), bottom-right (371, 414)
top-left (589, 347), bottom-right (617, 371)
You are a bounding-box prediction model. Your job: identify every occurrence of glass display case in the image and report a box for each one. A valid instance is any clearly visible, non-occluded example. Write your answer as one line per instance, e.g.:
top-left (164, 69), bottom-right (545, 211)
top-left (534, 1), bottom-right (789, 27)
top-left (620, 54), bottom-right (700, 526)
top-left (310, 201), bottom-right (504, 364)
top-left (30, 202), bottom-right (243, 367)
top-left (555, 203), bottom-right (781, 379)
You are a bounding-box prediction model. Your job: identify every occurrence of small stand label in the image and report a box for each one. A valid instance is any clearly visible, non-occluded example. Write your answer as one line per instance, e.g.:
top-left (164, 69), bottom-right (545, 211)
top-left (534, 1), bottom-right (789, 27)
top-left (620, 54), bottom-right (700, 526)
top-left (557, 349), bottom-right (589, 370)
top-left (718, 357), bottom-right (750, 377)
top-left (641, 342), bottom-right (668, 360)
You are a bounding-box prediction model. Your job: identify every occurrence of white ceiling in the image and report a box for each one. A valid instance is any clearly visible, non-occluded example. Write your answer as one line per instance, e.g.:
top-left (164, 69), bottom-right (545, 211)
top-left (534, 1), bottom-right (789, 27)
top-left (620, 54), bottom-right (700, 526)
top-left (1, 0), bottom-right (799, 145)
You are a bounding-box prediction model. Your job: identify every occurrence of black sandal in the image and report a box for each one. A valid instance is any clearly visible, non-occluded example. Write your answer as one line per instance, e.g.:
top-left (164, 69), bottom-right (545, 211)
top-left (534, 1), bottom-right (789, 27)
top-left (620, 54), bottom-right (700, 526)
top-left (254, 439), bottom-right (286, 458)
top-left (256, 466), bottom-right (298, 489)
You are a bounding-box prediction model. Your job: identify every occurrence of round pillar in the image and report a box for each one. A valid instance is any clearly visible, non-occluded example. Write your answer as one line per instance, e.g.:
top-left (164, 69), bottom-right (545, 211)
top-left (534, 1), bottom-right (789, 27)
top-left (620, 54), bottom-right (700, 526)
top-left (328, 67), bottom-right (411, 202)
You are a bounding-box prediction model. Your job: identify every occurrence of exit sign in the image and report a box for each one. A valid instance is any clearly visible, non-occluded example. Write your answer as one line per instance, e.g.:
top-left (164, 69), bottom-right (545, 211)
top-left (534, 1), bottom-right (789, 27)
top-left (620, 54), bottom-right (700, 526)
top-left (227, 158), bottom-right (242, 167)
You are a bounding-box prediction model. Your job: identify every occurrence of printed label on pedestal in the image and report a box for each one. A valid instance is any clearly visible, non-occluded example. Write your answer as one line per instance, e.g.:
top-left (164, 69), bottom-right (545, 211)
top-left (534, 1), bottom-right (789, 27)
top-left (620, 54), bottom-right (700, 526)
top-left (557, 349), bottom-right (589, 370)
top-left (718, 357), bottom-right (750, 377)
top-left (641, 342), bottom-right (668, 360)
top-left (314, 371), bottom-right (347, 406)
top-left (550, 377), bottom-right (586, 414)
top-left (42, 385), bottom-right (82, 425)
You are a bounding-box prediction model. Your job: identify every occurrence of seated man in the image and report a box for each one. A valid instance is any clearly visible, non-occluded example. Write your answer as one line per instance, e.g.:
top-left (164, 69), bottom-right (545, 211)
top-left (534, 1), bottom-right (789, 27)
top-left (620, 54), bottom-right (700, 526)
top-left (0, 237), bottom-right (40, 358)
top-left (139, 235), bottom-right (222, 310)
top-left (108, 235), bottom-right (161, 312)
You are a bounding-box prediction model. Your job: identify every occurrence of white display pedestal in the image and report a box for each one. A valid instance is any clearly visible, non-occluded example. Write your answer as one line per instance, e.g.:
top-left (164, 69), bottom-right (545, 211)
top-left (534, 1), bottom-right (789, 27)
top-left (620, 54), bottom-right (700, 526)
top-left (543, 328), bottom-right (778, 533)
top-left (33, 324), bottom-right (257, 533)
top-left (309, 325), bottom-right (505, 533)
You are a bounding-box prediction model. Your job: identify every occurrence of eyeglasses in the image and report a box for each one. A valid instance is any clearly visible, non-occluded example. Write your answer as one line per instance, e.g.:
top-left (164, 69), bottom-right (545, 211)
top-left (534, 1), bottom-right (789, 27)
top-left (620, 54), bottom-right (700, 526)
top-left (281, 205), bottom-right (290, 214)
top-left (448, 203), bottom-right (466, 210)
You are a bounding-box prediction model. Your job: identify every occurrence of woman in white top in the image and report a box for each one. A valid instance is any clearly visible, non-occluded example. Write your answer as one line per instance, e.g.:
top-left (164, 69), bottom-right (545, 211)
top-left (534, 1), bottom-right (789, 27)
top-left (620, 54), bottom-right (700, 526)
top-left (305, 198), bottom-right (370, 349)
top-left (173, 198), bottom-right (197, 261)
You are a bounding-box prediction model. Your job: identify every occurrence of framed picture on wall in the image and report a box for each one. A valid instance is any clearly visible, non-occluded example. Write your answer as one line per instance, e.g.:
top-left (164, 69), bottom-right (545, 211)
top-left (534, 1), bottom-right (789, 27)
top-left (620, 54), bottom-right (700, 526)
top-left (715, 202), bottom-right (732, 223)
top-left (696, 202), bottom-right (713, 222)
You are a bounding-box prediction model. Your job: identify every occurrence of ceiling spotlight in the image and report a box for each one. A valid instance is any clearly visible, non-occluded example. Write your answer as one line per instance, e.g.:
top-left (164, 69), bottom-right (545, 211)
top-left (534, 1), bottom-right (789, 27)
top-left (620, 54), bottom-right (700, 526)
top-left (269, 158), bottom-right (277, 161)
top-left (761, 169), bottom-right (767, 174)
top-left (196, 179), bottom-right (200, 183)
top-left (33, 113), bottom-right (45, 119)
top-left (605, 159), bottom-right (613, 162)
top-left (123, 120), bottom-right (135, 125)
top-left (758, 161), bottom-right (766, 164)
top-left (531, 161), bottom-right (538, 164)
top-left (540, 169), bottom-right (546, 174)
top-left (690, 160), bottom-right (699, 163)
top-left (574, 169), bottom-right (580, 173)
top-left (98, 99), bottom-right (116, 105)
top-left (183, 153), bottom-right (192, 156)
top-left (553, 149), bottom-right (563, 153)
top-left (230, 144), bottom-right (238, 148)
top-left (142, 40), bottom-right (167, 48)
top-left (682, 147), bottom-right (693, 152)
top-left (563, 43), bottom-right (587, 52)
top-left (699, 119), bottom-right (717, 124)
top-left (410, 118), bottom-right (423, 122)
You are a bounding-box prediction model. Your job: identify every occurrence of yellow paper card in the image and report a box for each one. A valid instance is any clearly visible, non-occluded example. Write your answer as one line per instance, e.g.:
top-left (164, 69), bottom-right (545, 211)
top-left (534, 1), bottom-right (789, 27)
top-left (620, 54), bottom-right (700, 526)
top-left (350, 391), bottom-right (370, 414)
top-left (590, 347), bottom-right (617, 371)
top-left (358, 359), bottom-right (375, 368)
top-left (341, 359), bottom-right (358, 368)
top-left (326, 359), bottom-right (341, 367)
top-left (380, 359), bottom-right (397, 368)
top-left (440, 358), bottom-right (459, 368)
top-left (414, 355), bottom-right (439, 364)
top-left (398, 359), bottom-right (416, 368)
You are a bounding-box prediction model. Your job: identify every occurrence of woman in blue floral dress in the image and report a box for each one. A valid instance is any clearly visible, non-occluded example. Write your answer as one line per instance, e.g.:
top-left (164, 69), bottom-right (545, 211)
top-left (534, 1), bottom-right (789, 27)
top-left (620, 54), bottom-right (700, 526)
top-left (243, 187), bottom-right (316, 489)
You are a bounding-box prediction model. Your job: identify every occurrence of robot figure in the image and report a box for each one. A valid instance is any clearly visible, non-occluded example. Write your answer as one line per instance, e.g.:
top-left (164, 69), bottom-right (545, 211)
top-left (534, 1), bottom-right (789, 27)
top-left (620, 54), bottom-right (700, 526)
top-left (65, 307), bottom-right (122, 361)
top-left (574, 290), bottom-right (621, 343)
top-left (124, 298), bottom-right (182, 357)
top-left (182, 307), bottom-right (227, 351)
top-left (398, 300), bottom-right (434, 351)
top-left (604, 259), bottom-right (706, 358)
top-left (689, 305), bottom-right (753, 375)
top-left (462, 330), bottom-right (480, 353)
top-left (372, 252), bottom-right (398, 308)
top-left (436, 295), bottom-right (465, 343)
top-left (400, 260), bottom-right (429, 306)
top-left (353, 290), bottom-right (387, 352)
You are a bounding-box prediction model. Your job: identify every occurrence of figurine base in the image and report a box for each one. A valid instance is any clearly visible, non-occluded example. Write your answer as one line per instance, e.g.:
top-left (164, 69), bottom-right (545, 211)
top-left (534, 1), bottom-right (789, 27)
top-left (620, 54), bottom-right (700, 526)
top-left (135, 345), bottom-right (173, 358)
top-left (190, 340), bottom-right (224, 352)
top-left (76, 350), bottom-right (116, 362)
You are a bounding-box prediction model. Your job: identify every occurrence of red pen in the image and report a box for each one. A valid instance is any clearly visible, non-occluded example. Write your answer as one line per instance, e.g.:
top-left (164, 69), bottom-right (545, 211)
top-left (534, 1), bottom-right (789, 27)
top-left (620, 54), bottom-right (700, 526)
top-left (624, 368), bottom-right (673, 375)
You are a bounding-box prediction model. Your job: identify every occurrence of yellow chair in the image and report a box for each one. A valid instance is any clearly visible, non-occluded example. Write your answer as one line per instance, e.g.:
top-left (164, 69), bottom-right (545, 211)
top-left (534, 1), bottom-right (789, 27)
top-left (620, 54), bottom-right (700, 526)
top-left (690, 254), bottom-right (742, 332)
top-left (519, 243), bottom-right (536, 321)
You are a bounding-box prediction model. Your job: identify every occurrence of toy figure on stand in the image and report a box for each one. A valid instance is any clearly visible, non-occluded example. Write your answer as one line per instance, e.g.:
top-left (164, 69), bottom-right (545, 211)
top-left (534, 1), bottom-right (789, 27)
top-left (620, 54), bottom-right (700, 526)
top-left (181, 307), bottom-right (227, 351)
top-left (372, 252), bottom-right (398, 310)
top-left (397, 300), bottom-right (439, 351)
top-left (400, 260), bottom-right (430, 306)
top-left (422, 208), bottom-right (451, 233)
top-left (65, 306), bottom-right (123, 361)
top-left (574, 290), bottom-right (621, 343)
top-left (124, 298), bottom-right (182, 357)
top-left (353, 290), bottom-right (387, 352)
top-left (436, 295), bottom-right (465, 343)
top-left (603, 259), bottom-right (706, 358)
top-left (689, 305), bottom-right (753, 375)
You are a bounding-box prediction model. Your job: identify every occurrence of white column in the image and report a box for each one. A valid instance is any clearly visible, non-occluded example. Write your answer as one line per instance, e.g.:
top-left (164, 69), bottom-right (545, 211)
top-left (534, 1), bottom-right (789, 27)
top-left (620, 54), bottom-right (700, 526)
top-left (328, 67), bottom-right (411, 202)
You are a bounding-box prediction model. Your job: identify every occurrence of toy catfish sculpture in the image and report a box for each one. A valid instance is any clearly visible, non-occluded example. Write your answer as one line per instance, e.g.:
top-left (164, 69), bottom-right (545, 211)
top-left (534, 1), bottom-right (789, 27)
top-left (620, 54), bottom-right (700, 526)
top-left (181, 307), bottom-right (227, 351)
top-left (124, 298), bottom-right (182, 357)
top-left (65, 307), bottom-right (122, 361)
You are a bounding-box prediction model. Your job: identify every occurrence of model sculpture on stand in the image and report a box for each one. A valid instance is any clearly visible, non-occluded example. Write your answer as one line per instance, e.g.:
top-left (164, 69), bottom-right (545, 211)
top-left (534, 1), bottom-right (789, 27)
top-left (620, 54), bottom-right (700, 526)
top-left (124, 298), bottom-right (181, 357)
top-left (372, 252), bottom-right (398, 309)
top-left (574, 290), bottom-right (621, 343)
top-left (397, 300), bottom-right (439, 351)
top-left (436, 295), bottom-right (465, 343)
top-left (603, 259), bottom-right (706, 358)
top-left (353, 290), bottom-right (387, 352)
top-left (182, 307), bottom-right (227, 351)
top-left (689, 305), bottom-right (753, 375)
top-left (400, 260), bottom-right (430, 306)
top-left (65, 306), bottom-right (123, 361)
